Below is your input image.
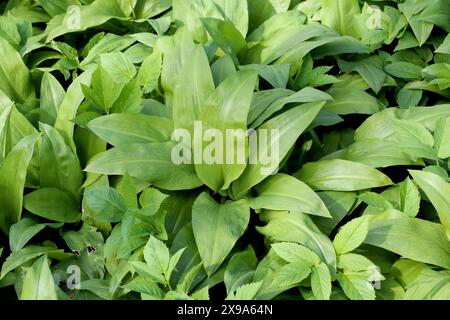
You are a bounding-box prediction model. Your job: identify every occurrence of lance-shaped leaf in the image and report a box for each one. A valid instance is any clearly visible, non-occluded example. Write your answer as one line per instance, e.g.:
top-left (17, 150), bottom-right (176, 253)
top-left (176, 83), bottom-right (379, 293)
top-left (249, 173), bottom-right (331, 217)
top-left (0, 133), bottom-right (39, 234)
top-left (192, 192), bottom-right (250, 275)
top-left (85, 141), bottom-right (203, 191)
top-left (24, 188), bottom-right (82, 223)
top-left (87, 114), bottom-right (173, 146)
top-left (172, 44), bottom-right (216, 133)
top-left (40, 123), bottom-right (83, 200)
top-left (20, 255), bottom-right (58, 300)
top-left (409, 170), bottom-right (450, 238)
top-left (232, 101), bottom-right (325, 198)
top-left (196, 70), bottom-right (258, 191)
top-left (365, 210), bottom-right (450, 269)
top-left (295, 159), bottom-right (393, 191)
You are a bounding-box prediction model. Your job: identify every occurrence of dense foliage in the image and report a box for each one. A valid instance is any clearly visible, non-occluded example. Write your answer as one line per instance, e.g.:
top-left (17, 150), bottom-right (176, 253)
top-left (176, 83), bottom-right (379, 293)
top-left (0, 0), bottom-right (449, 300)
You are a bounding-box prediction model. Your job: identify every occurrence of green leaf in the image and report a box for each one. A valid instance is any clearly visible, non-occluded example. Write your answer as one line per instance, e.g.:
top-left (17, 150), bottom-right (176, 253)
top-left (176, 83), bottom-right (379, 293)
top-left (337, 271), bottom-right (376, 300)
top-left (311, 262), bottom-right (332, 300)
top-left (122, 276), bottom-right (164, 299)
top-left (295, 159), bottom-right (393, 191)
top-left (324, 88), bottom-right (382, 115)
top-left (321, 0), bottom-right (360, 36)
top-left (87, 114), bottom-right (173, 146)
top-left (84, 186), bottom-right (127, 223)
top-left (85, 141), bottom-right (203, 191)
top-left (195, 69), bottom-right (258, 191)
top-left (24, 188), bottom-right (81, 223)
top-left (272, 260), bottom-right (312, 288)
top-left (226, 282), bottom-right (262, 300)
top-left (192, 192), bottom-right (250, 275)
top-left (172, 44), bottom-right (215, 133)
top-left (0, 36), bottom-right (34, 103)
top-left (338, 253), bottom-right (377, 272)
top-left (232, 101), bottom-right (325, 198)
top-left (409, 170), bottom-right (450, 238)
top-left (20, 255), bottom-right (58, 300)
top-left (257, 211), bottom-right (337, 275)
top-left (44, 0), bottom-right (127, 42)
top-left (434, 117), bottom-right (450, 159)
top-left (250, 173), bottom-right (331, 217)
top-left (136, 50), bottom-right (162, 94)
top-left (224, 246), bottom-right (258, 294)
top-left (143, 235), bottom-right (171, 285)
top-left (202, 18), bottom-right (247, 60)
top-left (365, 210), bottom-right (450, 269)
top-left (0, 133), bottom-right (39, 234)
top-left (333, 217), bottom-right (369, 254)
top-left (271, 242), bottom-right (321, 266)
top-left (40, 122), bottom-right (83, 200)
top-left (399, 178), bottom-right (420, 217)
top-left (1, 246), bottom-right (63, 279)
top-left (40, 72), bottom-right (65, 126)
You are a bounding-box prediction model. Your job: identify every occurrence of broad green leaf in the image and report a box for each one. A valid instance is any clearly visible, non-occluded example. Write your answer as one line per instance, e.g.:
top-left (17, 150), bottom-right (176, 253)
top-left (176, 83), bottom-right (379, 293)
top-left (0, 36), bottom-right (34, 103)
top-left (321, 0), bottom-right (360, 36)
top-left (333, 217), bottom-right (369, 254)
top-left (252, 87), bottom-right (332, 128)
top-left (409, 170), bottom-right (450, 238)
top-left (44, 0), bottom-right (127, 42)
top-left (324, 88), bottom-right (382, 115)
top-left (365, 210), bottom-right (450, 269)
top-left (172, 0), bottom-right (249, 43)
top-left (87, 114), bottom-right (173, 146)
top-left (224, 246), bottom-right (258, 294)
top-left (195, 70), bottom-right (258, 191)
top-left (232, 101), bottom-right (325, 198)
top-left (192, 192), bottom-right (250, 275)
top-left (20, 255), bottom-right (58, 300)
top-left (404, 269), bottom-right (450, 300)
top-left (0, 133), bottom-right (39, 234)
top-left (172, 44), bottom-right (215, 133)
top-left (40, 123), bottom-right (83, 200)
top-left (40, 72), bottom-right (65, 126)
top-left (1, 246), bottom-right (63, 279)
top-left (9, 218), bottom-right (62, 252)
top-left (54, 67), bottom-right (95, 148)
top-left (202, 18), bottom-right (247, 61)
top-left (434, 117), bottom-right (450, 159)
top-left (85, 141), bottom-right (203, 191)
top-left (295, 159), bottom-right (393, 191)
top-left (311, 262), bottom-right (332, 300)
top-left (250, 173), bottom-right (331, 217)
top-left (24, 188), bottom-right (81, 223)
